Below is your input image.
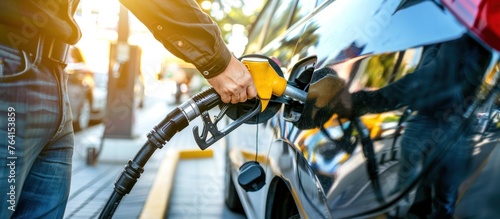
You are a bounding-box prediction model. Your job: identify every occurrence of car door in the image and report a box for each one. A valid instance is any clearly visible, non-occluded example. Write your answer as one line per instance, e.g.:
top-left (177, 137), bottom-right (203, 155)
top-left (228, 0), bottom-right (325, 218)
top-left (286, 0), bottom-right (470, 217)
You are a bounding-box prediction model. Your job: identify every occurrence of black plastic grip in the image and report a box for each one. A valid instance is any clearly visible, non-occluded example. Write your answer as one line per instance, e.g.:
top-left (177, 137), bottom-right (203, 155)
top-left (192, 88), bottom-right (222, 113)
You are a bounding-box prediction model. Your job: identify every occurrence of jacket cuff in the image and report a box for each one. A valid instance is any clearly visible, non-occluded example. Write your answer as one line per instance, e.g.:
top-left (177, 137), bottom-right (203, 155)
top-left (196, 39), bottom-right (232, 79)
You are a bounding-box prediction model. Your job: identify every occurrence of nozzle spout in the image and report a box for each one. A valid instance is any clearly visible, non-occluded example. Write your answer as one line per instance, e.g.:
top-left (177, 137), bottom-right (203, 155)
top-left (284, 85), bottom-right (307, 102)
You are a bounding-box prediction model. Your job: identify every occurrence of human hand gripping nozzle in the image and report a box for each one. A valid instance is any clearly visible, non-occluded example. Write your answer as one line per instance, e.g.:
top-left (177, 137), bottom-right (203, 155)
top-left (98, 55), bottom-right (307, 219)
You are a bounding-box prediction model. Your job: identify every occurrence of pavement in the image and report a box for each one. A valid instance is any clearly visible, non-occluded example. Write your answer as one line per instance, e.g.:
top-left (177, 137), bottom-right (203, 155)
top-left (64, 90), bottom-right (247, 219)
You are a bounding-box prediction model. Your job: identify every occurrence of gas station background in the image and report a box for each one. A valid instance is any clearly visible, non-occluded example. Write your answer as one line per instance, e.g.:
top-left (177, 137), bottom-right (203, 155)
top-left (72, 0), bottom-right (265, 92)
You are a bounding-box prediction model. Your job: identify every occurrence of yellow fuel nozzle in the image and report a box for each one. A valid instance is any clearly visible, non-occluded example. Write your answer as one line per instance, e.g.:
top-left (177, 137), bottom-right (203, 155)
top-left (242, 59), bottom-right (288, 111)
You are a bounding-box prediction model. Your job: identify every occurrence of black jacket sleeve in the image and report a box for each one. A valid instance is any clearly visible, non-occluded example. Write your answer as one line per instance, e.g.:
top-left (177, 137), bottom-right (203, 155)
top-left (119, 0), bottom-right (231, 79)
top-left (0, 0), bottom-right (82, 45)
top-left (351, 34), bottom-right (489, 117)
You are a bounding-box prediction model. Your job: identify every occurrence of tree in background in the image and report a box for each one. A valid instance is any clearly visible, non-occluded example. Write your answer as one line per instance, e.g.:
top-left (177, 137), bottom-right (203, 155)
top-left (196, 0), bottom-right (265, 54)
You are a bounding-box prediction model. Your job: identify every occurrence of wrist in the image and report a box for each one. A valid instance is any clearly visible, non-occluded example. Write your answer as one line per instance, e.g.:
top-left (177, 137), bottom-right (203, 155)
top-left (197, 40), bottom-right (232, 79)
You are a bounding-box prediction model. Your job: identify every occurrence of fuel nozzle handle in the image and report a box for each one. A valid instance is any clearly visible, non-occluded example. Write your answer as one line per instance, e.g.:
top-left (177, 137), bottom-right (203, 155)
top-left (190, 56), bottom-right (307, 150)
top-left (242, 58), bottom-right (307, 109)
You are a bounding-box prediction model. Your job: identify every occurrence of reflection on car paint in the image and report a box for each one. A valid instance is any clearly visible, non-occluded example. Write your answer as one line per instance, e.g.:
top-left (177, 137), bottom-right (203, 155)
top-left (225, 0), bottom-right (500, 218)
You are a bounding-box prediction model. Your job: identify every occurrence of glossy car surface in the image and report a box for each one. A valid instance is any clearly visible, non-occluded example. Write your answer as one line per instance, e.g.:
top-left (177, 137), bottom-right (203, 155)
top-left (66, 46), bottom-right (107, 130)
top-left (224, 0), bottom-right (499, 218)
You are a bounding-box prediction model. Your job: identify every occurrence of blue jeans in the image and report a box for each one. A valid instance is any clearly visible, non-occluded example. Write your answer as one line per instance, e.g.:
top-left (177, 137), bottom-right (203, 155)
top-left (0, 44), bottom-right (74, 218)
top-left (397, 113), bottom-right (473, 218)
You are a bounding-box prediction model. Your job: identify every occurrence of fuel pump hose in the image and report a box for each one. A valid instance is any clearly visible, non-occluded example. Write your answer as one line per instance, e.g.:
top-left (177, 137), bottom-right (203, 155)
top-left (98, 88), bottom-right (221, 219)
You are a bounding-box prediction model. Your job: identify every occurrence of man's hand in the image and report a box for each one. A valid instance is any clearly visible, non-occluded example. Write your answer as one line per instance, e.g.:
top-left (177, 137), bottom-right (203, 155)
top-left (207, 56), bottom-right (258, 104)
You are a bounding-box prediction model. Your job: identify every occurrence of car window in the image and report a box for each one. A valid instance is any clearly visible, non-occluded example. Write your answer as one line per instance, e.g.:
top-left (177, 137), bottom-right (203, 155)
top-left (290, 0), bottom-right (317, 26)
top-left (262, 0), bottom-right (296, 46)
top-left (246, 0), bottom-right (277, 54)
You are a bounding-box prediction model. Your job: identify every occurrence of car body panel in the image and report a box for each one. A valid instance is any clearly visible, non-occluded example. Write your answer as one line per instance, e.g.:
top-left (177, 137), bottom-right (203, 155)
top-left (226, 0), bottom-right (497, 218)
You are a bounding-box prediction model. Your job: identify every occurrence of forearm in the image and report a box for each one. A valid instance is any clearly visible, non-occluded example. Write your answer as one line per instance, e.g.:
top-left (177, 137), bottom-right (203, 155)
top-left (119, 0), bottom-right (231, 78)
top-left (351, 44), bottom-right (443, 117)
top-left (351, 90), bottom-right (397, 117)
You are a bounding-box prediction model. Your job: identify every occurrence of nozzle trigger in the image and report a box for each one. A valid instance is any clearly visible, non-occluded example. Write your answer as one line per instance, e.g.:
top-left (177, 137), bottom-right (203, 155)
top-left (193, 101), bottom-right (262, 150)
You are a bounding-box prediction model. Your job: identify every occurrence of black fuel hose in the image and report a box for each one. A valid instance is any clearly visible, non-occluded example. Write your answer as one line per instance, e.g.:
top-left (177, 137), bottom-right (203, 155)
top-left (98, 88), bottom-right (221, 219)
top-left (353, 118), bottom-right (384, 203)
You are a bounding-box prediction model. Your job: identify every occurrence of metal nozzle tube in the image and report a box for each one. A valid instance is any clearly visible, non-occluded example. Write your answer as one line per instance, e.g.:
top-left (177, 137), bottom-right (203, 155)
top-left (284, 86), bottom-right (307, 102)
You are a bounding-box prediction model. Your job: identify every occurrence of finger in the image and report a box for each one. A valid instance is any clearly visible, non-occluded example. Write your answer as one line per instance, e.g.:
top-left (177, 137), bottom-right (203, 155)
top-left (231, 93), bottom-right (240, 104)
top-left (221, 93), bottom-right (231, 103)
top-left (239, 91), bottom-right (248, 102)
top-left (247, 84), bottom-right (257, 99)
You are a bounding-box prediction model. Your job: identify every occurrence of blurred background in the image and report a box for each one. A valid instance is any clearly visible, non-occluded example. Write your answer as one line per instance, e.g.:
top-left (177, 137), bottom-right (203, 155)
top-left (68, 0), bottom-right (265, 131)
